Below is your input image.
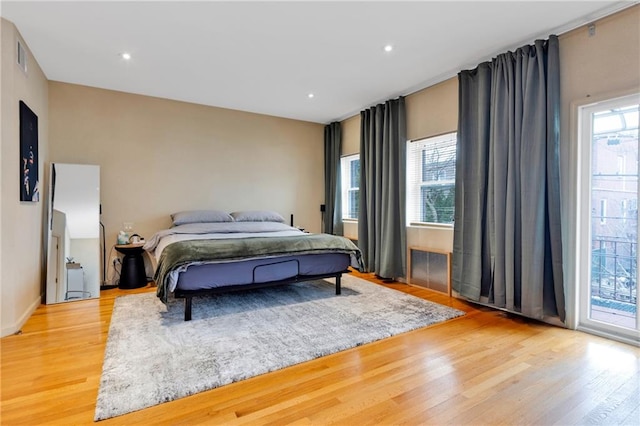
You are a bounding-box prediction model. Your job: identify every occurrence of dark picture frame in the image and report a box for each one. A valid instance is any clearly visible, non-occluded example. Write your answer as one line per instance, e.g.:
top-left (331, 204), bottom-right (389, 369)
top-left (19, 100), bottom-right (39, 202)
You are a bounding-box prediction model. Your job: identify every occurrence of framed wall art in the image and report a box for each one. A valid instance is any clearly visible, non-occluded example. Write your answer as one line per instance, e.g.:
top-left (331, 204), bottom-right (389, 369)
top-left (19, 100), bottom-right (39, 202)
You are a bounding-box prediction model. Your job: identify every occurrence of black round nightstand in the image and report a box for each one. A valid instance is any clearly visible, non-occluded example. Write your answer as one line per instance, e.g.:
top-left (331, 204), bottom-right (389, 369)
top-left (115, 243), bottom-right (148, 289)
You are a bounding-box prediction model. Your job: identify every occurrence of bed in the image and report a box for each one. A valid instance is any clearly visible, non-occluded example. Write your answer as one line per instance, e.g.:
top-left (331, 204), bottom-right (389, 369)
top-left (144, 210), bottom-right (363, 320)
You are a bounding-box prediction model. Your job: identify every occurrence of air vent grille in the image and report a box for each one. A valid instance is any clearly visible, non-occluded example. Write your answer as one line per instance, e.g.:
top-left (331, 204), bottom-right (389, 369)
top-left (17, 39), bottom-right (27, 73)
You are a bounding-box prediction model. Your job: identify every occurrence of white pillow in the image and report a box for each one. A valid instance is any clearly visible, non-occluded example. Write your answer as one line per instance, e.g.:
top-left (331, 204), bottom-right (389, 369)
top-left (171, 210), bottom-right (234, 226)
top-left (230, 210), bottom-right (286, 223)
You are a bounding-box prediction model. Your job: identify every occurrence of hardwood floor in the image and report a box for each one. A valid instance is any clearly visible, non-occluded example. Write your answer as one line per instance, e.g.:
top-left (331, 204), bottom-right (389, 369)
top-left (1, 272), bottom-right (639, 425)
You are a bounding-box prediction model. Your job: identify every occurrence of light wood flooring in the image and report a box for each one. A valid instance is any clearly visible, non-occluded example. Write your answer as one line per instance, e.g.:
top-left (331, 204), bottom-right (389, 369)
top-left (1, 272), bottom-right (639, 425)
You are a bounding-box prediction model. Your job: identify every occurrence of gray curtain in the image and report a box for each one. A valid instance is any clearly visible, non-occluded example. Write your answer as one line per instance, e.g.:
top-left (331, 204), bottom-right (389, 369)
top-left (324, 122), bottom-right (343, 235)
top-left (453, 35), bottom-right (565, 322)
top-left (358, 97), bottom-right (406, 279)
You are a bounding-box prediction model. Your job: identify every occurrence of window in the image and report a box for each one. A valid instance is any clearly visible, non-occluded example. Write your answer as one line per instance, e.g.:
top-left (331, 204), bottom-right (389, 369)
top-left (618, 155), bottom-right (626, 174)
top-left (341, 154), bottom-right (360, 220)
top-left (407, 132), bottom-right (457, 225)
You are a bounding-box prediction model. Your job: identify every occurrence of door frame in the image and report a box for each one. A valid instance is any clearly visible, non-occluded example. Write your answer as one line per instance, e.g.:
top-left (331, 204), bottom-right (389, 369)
top-left (573, 90), bottom-right (640, 346)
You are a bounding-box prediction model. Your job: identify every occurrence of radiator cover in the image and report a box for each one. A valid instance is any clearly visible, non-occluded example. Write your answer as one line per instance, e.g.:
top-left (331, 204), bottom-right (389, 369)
top-left (407, 247), bottom-right (451, 295)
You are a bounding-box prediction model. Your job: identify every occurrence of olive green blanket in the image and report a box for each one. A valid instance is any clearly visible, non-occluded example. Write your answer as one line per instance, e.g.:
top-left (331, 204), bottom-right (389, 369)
top-left (155, 234), bottom-right (363, 301)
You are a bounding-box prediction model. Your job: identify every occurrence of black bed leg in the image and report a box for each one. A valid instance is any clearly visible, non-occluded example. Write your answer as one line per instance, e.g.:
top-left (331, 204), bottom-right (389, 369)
top-left (336, 274), bottom-right (342, 295)
top-left (184, 297), bottom-right (192, 321)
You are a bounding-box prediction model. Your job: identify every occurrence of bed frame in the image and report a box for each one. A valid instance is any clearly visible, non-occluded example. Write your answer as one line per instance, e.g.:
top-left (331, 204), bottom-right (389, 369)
top-left (174, 269), bottom-right (347, 321)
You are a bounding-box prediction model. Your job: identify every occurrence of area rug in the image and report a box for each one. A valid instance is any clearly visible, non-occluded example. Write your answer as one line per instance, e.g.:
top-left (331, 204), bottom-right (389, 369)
top-left (94, 274), bottom-right (464, 420)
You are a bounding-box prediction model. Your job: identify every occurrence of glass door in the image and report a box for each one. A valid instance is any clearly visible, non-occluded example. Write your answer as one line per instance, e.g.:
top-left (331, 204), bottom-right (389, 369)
top-left (579, 94), bottom-right (640, 342)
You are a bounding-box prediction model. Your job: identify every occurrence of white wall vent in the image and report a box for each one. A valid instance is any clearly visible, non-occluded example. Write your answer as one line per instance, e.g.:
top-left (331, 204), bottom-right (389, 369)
top-left (17, 39), bottom-right (27, 73)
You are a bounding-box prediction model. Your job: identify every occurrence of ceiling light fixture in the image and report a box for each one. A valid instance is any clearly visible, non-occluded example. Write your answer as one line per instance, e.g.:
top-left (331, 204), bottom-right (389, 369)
top-left (121, 52), bottom-right (131, 60)
top-left (384, 44), bottom-right (393, 53)
top-left (308, 93), bottom-right (315, 99)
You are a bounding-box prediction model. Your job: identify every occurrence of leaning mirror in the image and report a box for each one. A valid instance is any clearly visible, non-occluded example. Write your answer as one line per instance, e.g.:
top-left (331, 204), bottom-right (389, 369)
top-left (46, 163), bottom-right (100, 303)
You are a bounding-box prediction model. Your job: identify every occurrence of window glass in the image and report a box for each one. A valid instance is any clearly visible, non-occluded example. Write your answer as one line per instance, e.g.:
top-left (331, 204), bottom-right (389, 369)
top-left (407, 133), bottom-right (457, 225)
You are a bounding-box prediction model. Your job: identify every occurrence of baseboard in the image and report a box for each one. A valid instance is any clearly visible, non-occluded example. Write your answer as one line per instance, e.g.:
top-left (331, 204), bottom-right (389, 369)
top-left (577, 325), bottom-right (640, 347)
top-left (0, 294), bottom-right (41, 337)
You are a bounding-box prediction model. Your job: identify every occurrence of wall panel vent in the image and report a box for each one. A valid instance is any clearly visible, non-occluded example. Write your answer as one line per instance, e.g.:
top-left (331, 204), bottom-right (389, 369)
top-left (407, 247), bottom-right (451, 295)
top-left (17, 39), bottom-right (27, 73)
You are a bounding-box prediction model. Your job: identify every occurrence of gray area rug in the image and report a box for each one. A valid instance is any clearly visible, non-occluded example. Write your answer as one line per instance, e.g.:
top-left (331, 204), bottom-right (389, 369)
top-left (94, 274), bottom-right (464, 420)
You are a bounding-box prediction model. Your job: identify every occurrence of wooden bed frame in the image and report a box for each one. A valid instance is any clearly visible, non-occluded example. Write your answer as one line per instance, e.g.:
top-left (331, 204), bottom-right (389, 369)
top-left (174, 269), bottom-right (348, 321)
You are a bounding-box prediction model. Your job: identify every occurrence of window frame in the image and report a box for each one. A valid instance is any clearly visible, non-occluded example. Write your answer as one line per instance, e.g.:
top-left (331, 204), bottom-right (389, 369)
top-left (340, 153), bottom-right (360, 221)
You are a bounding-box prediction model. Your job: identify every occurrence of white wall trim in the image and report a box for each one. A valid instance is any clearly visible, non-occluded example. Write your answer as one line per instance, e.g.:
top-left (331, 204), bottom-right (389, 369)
top-left (407, 223), bottom-right (453, 230)
top-left (577, 325), bottom-right (640, 347)
top-left (1, 294), bottom-right (41, 337)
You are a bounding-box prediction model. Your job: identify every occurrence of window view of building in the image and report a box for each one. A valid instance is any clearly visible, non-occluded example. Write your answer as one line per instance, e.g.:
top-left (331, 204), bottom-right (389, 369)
top-left (590, 104), bottom-right (639, 328)
top-left (407, 133), bottom-right (457, 225)
top-left (341, 154), bottom-right (360, 220)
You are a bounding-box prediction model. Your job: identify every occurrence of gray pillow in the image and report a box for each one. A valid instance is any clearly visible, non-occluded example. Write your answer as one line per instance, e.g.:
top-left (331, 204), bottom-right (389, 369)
top-left (171, 210), bottom-right (234, 226)
top-left (230, 210), bottom-right (286, 223)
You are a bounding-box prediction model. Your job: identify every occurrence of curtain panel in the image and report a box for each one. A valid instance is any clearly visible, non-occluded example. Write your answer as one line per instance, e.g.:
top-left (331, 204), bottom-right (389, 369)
top-left (453, 35), bottom-right (565, 322)
top-left (324, 122), bottom-right (343, 235)
top-left (358, 97), bottom-right (406, 279)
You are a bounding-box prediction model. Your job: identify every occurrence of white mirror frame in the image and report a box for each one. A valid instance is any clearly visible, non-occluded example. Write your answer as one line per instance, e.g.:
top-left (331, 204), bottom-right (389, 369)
top-left (45, 163), bottom-right (101, 304)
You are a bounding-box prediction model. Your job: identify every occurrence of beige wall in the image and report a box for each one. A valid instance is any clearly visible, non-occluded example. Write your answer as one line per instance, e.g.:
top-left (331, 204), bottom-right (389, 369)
top-left (341, 114), bottom-right (360, 156)
top-left (558, 5), bottom-right (640, 328)
top-left (341, 114), bottom-right (362, 241)
top-left (342, 76), bottom-right (459, 154)
top-left (48, 83), bottom-right (325, 249)
top-left (406, 77), bottom-right (458, 142)
top-left (1, 18), bottom-right (49, 336)
top-left (340, 5), bottom-right (640, 280)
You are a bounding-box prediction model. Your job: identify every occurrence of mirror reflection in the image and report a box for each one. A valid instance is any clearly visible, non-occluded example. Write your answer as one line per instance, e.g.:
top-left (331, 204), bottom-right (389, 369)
top-left (46, 163), bottom-right (100, 303)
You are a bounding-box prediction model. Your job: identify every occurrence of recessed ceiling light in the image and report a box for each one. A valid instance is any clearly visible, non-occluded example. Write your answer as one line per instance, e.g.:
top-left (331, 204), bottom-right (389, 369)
top-left (308, 93), bottom-right (315, 99)
top-left (384, 44), bottom-right (393, 52)
top-left (121, 52), bottom-right (131, 60)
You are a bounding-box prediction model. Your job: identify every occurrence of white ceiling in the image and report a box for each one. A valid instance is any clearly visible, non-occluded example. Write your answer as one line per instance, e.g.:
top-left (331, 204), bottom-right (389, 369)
top-left (1, 1), bottom-right (635, 124)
